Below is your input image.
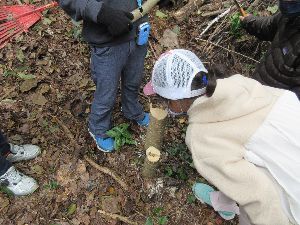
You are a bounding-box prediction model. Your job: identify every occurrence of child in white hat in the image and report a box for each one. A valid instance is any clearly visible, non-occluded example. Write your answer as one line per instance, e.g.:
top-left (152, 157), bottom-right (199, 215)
top-left (144, 49), bottom-right (300, 225)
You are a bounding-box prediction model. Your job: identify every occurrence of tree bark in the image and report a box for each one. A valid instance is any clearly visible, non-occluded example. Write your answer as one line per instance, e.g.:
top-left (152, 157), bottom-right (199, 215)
top-left (144, 106), bottom-right (168, 150)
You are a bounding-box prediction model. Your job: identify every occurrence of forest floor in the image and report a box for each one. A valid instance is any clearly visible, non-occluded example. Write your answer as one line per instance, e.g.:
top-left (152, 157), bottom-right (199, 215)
top-left (0, 0), bottom-right (276, 224)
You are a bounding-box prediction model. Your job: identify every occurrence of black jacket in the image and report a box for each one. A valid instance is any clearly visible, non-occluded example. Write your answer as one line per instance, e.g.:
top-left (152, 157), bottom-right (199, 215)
top-left (242, 13), bottom-right (300, 98)
top-left (59, 0), bottom-right (148, 47)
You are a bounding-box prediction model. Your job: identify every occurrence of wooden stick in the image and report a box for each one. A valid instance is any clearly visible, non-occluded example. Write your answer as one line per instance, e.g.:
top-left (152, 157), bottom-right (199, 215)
top-left (132, 0), bottom-right (160, 22)
top-left (84, 155), bottom-right (129, 191)
top-left (199, 8), bottom-right (231, 37)
top-left (195, 38), bottom-right (259, 63)
top-left (98, 210), bottom-right (138, 225)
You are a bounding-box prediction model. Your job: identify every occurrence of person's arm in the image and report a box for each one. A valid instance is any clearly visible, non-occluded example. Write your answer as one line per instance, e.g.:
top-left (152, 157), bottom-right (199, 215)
top-left (188, 129), bottom-right (290, 225)
top-left (58, 0), bottom-right (103, 23)
top-left (58, 0), bottom-right (134, 37)
top-left (241, 13), bottom-right (281, 41)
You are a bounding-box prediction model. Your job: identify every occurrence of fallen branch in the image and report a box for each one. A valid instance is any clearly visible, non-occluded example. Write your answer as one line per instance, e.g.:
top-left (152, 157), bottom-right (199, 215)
top-left (52, 116), bottom-right (83, 164)
top-left (202, 9), bottom-right (227, 17)
top-left (174, 0), bottom-right (205, 22)
top-left (84, 155), bottom-right (129, 191)
top-left (195, 38), bottom-right (259, 63)
top-left (98, 210), bottom-right (138, 225)
top-left (199, 7), bottom-right (231, 37)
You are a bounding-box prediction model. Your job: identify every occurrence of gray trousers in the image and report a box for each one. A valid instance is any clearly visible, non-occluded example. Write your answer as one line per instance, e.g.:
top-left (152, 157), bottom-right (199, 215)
top-left (0, 131), bottom-right (11, 176)
top-left (89, 40), bottom-right (147, 137)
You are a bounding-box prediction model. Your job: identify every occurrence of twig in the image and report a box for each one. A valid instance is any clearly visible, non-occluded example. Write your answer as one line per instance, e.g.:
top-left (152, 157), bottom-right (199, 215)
top-left (98, 210), bottom-right (138, 225)
top-left (84, 155), bottom-right (129, 190)
top-left (195, 38), bottom-right (259, 63)
top-left (199, 7), bottom-right (231, 37)
top-left (202, 9), bottom-right (227, 17)
top-left (14, 0), bottom-right (22, 4)
top-left (51, 116), bottom-right (83, 167)
top-left (149, 41), bottom-right (158, 59)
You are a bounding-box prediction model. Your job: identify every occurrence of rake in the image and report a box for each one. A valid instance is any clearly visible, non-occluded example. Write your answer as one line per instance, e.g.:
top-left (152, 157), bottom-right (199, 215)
top-left (0, 1), bottom-right (58, 49)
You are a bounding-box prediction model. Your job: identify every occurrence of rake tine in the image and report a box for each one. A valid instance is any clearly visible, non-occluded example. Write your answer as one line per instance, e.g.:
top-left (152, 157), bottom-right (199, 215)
top-left (0, 24), bottom-right (18, 38)
top-left (0, 26), bottom-right (22, 45)
top-left (0, 21), bottom-right (15, 31)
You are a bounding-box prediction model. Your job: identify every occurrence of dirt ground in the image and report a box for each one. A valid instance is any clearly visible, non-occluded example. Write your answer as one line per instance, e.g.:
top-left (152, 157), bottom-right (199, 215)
top-left (0, 0), bottom-right (276, 224)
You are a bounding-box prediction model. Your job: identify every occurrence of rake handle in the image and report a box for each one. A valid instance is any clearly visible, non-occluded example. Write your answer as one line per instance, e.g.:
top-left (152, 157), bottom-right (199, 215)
top-left (233, 0), bottom-right (248, 17)
top-left (15, 1), bottom-right (59, 19)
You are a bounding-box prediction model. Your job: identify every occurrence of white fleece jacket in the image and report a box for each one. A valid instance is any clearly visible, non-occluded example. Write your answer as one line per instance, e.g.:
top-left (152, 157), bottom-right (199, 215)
top-left (186, 75), bottom-right (292, 225)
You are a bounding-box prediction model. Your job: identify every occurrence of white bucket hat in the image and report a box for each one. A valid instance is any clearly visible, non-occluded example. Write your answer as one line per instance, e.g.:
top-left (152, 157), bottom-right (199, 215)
top-left (143, 49), bottom-right (208, 100)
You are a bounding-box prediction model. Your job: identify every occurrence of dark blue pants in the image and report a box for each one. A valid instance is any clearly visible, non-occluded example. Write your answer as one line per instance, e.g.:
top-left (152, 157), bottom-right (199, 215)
top-left (89, 40), bottom-right (147, 137)
top-left (0, 131), bottom-right (11, 176)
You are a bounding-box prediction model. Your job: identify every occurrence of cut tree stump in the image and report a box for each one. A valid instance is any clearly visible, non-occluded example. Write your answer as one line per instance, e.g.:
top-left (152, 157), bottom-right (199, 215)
top-left (142, 146), bottom-right (161, 178)
top-left (144, 106), bottom-right (168, 150)
top-left (174, 0), bottom-right (205, 22)
top-left (143, 106), bottom-right (167, 178)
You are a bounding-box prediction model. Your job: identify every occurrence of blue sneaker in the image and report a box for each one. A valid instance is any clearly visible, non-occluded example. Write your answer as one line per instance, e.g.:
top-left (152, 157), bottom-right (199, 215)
top-left (89, 131), bottom-right (115, 153)
top-left (193, 183), bottom-right (236, 220)
top-left (136, 113), bottom-right (150, 127)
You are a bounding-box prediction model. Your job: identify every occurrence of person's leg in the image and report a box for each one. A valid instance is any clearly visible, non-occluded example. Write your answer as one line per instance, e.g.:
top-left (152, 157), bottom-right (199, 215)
top-left (121, 40), bottom-right (148, 122)
top-left (0, 131), bottom-right (11, 156)
top-left (0, 155), bottom-right (12, 177)
top-left (239, 208), bottom-right (252, 225)
top-left (89, 44), bottom-right (128, 137)
top-left (0, 131), bottom-right (12, 176)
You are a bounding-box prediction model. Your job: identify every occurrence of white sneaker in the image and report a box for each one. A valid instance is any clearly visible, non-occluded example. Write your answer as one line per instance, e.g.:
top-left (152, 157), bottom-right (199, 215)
top-left (6, 144), bottom-right (41, 163)
top-left (0, 166), bottom-right (38, 196)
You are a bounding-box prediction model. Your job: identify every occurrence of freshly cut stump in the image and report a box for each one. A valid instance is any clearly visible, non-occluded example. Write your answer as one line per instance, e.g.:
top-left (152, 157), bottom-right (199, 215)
top-left (144, 106), bottom-right (168, 150)
top-left (142, 146), bottom-right (161, 178)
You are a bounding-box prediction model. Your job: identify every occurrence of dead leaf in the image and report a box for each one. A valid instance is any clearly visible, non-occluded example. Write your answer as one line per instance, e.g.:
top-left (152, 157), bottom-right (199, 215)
top-left (20, 79), bottom-right (38, 93)
top-left (31, 92), bottom-right (47, 106)
top-left (101, 196), bottom-right (120, 214)
top-left (159, 29), bottom-right (179, 49)
top-left (31, 165), bottom-right (45, 175)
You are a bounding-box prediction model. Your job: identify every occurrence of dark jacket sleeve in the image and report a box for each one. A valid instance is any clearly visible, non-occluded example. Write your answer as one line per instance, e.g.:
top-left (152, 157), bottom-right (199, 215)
top-left (58, 0), bottom-right (103, 23)
top-left (242, 13), bottom-right (281, 41)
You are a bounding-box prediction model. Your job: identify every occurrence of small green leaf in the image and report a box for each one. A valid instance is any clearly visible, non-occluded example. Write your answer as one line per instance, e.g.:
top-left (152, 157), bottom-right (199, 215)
top-left (67, 203), bottom-right (77, 215)
top-left (158, 216), bottom-right (168, 225)
top-left (16, 72), bottom-right (35, 80)
top-left (42, 17), bottom-right (52, 25)
top-left (156, 10), bottom-right (168, 19)
top-left (145, 217), bottom-right (154, 225)
top-left (16, 49), bottom-right (25, 63)
top-left (153, 207), bottom-right (163, 216)
top-left (187, 194), bottom-right (196, 204)
top-left (267, 5), bottom-right (278, 14)
top-left (0, 185), bottom-right (14, 197)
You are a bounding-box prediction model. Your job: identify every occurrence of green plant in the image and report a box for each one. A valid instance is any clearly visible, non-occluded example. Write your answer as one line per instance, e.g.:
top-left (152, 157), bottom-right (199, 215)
top-left (0, 185), bottom-right (14, 197)
top-left (230, 12), bottom-right (242, 37)
top-left (145, 207), bottom-right (168, 225)
top-left (164, 143), bottom-right (194, 181)
top-left (106, 123), bottom-right (137, 150)
top-left (187, 194), bottom-right (196, 204)
top-left (44, 180), bottom-right (60, 190)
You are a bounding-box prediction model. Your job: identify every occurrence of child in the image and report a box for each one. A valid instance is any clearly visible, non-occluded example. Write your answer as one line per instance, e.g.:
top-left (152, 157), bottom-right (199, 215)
top-left (144, 49), bottom-right (300, 225)
top-left (0, 131), bottom-right (40, 196)
top-left (58, 0), bottom-right (171, 152)
top-left (240, 0), bottom-right (300, 99)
